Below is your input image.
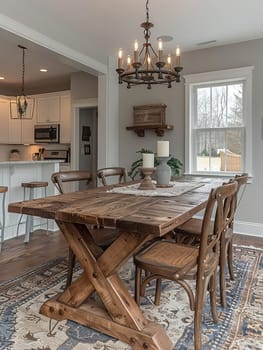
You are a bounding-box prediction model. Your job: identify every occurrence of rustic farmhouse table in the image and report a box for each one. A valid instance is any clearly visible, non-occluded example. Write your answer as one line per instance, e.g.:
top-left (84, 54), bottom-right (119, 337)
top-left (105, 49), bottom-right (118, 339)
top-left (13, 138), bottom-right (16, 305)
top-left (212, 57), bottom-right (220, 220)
top-left (8, 179), bottom-right (218, 350)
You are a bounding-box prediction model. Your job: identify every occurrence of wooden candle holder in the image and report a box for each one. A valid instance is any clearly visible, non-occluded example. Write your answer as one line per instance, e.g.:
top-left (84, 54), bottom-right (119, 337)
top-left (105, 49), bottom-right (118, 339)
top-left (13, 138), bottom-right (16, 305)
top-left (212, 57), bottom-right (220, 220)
top-left (139, 168), bottom-right (156, 190)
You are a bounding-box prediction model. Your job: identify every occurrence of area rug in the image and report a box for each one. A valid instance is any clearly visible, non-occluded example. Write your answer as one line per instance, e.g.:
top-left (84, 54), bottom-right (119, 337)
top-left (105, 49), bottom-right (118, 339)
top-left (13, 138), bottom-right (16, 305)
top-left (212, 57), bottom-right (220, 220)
top-left (0, 245), bottom-right (262, 350)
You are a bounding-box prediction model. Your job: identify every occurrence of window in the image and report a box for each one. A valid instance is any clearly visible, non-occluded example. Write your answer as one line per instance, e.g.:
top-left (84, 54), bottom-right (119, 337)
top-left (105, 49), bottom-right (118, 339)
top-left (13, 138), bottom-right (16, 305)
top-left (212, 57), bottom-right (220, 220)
top-left (184, 67), bottom-right (253, 176)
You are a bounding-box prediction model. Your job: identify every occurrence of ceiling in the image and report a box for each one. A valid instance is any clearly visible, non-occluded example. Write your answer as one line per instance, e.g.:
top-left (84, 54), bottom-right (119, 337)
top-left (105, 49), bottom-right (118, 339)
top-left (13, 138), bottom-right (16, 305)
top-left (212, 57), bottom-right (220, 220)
top-left (1, 0), bottom-right (263, 95)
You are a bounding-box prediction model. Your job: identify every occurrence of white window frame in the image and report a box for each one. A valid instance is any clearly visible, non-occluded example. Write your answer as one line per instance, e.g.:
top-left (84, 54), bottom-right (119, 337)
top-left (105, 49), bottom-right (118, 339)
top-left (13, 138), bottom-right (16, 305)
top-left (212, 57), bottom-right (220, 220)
top-left (184, 66), bottom-right (253, 177)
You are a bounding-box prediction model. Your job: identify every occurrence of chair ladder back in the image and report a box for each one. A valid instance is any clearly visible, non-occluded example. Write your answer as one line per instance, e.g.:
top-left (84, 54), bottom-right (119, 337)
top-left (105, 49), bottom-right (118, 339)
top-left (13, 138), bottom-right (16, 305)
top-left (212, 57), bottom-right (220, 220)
top-left (199, 181), bottom-right (238, 261)
top-left (97, 167), bottom-right (127, 186)
top-left (51, 171), bottom-right (92, 194)
top-left (234, 173), bottom-right (248, 208)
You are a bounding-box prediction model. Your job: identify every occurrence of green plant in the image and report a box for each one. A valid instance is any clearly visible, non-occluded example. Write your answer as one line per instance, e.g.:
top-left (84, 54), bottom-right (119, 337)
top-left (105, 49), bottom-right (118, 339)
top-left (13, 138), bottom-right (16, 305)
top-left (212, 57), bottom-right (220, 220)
top-left (128, 148), bottom-right (183, 180)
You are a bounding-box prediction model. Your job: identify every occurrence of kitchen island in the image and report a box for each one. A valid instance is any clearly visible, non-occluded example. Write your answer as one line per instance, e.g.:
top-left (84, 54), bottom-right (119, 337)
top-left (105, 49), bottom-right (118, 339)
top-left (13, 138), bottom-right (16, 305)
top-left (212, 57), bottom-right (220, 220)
top-left (0, 160), bottom-right (61, 241)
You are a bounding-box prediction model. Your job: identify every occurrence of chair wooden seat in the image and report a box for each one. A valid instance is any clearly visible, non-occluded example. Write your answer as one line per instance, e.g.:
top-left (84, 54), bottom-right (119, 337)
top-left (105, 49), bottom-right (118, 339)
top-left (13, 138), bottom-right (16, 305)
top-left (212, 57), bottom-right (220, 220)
top-left (0, 186), bottom-right (8, 193)
top-left (21, 181), bottom-right (48, 188)
top-left (134, 181), bottom-right (238, 350)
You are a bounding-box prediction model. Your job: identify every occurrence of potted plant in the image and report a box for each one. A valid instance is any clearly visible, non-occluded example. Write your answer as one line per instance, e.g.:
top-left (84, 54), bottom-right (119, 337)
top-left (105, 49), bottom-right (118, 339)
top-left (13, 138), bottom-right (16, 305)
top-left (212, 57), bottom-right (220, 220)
top-left (128, 148), bottom-right (183, 180)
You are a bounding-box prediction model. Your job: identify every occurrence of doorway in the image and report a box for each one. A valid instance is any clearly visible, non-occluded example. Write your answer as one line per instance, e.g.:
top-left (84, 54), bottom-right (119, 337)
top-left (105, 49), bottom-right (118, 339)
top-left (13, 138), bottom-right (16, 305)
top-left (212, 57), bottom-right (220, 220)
top-left (78, 107), bottom-right (98, 188)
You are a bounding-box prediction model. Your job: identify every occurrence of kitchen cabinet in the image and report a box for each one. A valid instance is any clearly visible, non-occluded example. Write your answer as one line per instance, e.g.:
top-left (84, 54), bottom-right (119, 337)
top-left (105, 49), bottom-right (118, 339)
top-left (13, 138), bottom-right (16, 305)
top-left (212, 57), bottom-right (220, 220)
top-left (36, 91), bottom-right (72, 143)
top-left (36, 94), bottom-right (60, 123)
top-left (9, 98), bottom-right (36, 144)
top-left (60, 94), bottom-right (72, 144)
top-left (0, 98), bottom-right (10, 143)
top-left (9, 118), bottom-right (35, 144)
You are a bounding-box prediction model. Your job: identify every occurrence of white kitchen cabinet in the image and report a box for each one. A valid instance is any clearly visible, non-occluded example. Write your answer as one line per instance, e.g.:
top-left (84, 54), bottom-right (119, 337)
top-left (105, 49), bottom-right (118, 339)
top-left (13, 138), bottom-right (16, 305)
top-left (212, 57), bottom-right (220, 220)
top-left (9, 98), bottom-right (36, 144)
top-left (37, 94), bottom-right (60, 123)
top-left (60, 94), bottom-right (72, 144)
top-left (0, 98), bottom-right (10, 143)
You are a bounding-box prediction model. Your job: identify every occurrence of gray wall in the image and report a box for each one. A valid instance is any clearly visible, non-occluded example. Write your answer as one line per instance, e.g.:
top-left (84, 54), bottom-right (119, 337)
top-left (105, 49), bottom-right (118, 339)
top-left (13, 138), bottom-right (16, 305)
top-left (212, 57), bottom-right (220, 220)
top-left (70, 71), bottom-right (98, 100)
top-left (119, 38), bottom-right (263, 231)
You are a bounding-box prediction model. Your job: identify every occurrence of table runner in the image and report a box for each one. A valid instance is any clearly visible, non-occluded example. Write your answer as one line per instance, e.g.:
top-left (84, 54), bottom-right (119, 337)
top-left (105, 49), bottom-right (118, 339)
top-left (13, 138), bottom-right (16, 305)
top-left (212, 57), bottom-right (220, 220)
top-left (107, 181), bottom-right (203, 197)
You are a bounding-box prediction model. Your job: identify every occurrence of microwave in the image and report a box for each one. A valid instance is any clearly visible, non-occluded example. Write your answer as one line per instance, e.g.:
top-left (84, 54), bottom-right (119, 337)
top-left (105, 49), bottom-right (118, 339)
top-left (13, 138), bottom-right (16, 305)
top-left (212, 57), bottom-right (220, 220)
top-left (34, 124), bottom-right (60, 143)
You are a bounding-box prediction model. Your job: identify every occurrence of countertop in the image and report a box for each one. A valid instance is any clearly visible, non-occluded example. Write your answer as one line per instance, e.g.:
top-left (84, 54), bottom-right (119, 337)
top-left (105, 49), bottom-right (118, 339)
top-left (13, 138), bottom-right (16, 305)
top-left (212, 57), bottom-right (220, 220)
top-left (0, 160), bottom-right (64, 165)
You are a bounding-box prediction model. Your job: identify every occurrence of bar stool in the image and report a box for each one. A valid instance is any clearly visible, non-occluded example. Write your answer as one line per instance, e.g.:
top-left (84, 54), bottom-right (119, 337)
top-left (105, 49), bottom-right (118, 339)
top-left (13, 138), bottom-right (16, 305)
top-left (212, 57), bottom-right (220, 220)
top-left (0, 186), bottom-right (8, 252)
top-left (17, 181), bottom-right (48, 243)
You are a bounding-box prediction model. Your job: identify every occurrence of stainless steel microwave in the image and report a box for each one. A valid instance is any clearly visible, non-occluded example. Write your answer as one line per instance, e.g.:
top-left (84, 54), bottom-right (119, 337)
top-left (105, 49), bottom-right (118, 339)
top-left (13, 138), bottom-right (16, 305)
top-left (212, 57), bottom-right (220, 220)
top-left (34, 124), bottom-right (60, 143)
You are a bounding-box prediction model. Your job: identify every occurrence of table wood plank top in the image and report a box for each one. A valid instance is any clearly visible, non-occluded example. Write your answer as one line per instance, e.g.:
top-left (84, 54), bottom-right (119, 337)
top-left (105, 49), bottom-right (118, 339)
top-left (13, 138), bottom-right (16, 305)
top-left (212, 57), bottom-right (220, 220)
top-left (8, 181), bottom-right (212, 235)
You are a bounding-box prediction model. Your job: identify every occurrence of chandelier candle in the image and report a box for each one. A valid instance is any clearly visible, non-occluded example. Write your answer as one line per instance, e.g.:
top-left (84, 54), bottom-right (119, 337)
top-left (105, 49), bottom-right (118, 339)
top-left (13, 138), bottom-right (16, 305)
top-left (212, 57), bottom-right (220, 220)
top-left (142, 153), bottom-right (154, 168)
top-left (157, 141), bottom-right (169, 157)
top-left (118, 49), bottom-right (123, 69)
top-left (176, 47), bottom-right (181, 66)
top-left (134, 40), bottom-right (139, 62)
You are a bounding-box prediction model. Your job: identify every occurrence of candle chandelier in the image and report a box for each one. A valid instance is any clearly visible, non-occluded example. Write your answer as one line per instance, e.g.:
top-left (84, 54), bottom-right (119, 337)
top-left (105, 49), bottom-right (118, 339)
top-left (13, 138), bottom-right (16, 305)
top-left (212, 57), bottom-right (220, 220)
top-left (116, 0), bottom-right (183, 89)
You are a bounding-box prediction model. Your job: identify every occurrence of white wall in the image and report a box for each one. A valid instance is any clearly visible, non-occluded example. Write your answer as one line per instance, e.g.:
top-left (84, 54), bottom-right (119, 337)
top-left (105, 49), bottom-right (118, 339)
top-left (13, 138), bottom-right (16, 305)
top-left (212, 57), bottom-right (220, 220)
top-left (119, 38), bottom-right (263, 237)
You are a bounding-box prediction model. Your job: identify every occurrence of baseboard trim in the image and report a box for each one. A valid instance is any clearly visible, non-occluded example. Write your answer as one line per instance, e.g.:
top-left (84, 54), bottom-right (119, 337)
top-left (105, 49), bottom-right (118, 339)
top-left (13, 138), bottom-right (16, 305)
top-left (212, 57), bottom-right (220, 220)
top-left (234, 220), bottom-right (263, 238)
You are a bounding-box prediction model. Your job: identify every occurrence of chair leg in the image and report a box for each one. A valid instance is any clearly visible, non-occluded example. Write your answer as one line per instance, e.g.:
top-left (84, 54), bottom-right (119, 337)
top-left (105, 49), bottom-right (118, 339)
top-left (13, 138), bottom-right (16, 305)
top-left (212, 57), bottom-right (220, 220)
top-left (135, 265), bottom-right (142, 305)
top-left (227, 238), bottom-right (235, 281)
top-left (66, 248), bottom-right (76, 288)
top-left (220, 237), bottom-right (227, 308)
top-left (194, 284), bottom-right (204, 350)
top-left (154, 278), bottom-right (162, 306)
top-left (209, 271), bottom-right (219, 323)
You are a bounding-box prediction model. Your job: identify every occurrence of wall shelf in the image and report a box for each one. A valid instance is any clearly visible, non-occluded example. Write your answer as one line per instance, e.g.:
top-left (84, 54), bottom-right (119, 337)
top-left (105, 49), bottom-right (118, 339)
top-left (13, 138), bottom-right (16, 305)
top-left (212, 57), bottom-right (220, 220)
top-left (126, 124), bottom-right (174, 137)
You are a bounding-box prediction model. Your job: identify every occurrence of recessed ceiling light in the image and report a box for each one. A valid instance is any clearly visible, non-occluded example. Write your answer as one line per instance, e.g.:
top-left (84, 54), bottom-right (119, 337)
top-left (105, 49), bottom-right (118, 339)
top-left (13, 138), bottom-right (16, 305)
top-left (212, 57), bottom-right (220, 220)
top-left (156, 35), bottom-right (174, 42)
top-left (197, 40), bottom-right (217, 46)
top-left (40, 68), bottom-right (48, 72)
top-left (0, 76), bottom-right (5, 80)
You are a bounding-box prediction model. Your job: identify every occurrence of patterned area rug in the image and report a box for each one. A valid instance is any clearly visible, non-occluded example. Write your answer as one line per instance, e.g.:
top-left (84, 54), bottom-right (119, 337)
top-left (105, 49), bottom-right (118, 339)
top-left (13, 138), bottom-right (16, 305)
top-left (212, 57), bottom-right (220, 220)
top-left (0, 245), bottom-right (262, 350)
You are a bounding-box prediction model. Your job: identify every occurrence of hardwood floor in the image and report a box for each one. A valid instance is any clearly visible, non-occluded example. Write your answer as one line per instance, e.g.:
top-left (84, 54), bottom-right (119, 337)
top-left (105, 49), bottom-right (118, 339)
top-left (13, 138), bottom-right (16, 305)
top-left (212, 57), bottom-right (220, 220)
top-left (0, 230), bottom-right (262, 283)
top-left (0, 230), bottom-right (68, 283)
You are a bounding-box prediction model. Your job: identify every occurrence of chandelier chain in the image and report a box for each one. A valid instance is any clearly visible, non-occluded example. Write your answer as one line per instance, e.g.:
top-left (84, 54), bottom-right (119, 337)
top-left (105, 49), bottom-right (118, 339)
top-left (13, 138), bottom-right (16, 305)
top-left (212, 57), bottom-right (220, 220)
top-left (21, 47), bottom-right (25, 95)
top-left (146, 0), bottom-right (149, 23)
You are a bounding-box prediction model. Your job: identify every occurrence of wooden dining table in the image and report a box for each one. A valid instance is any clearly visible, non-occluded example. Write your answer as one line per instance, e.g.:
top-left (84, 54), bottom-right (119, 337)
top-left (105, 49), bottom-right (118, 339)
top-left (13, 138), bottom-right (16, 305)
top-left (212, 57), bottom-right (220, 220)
top-left (8, 177), bottom-right (220, 350)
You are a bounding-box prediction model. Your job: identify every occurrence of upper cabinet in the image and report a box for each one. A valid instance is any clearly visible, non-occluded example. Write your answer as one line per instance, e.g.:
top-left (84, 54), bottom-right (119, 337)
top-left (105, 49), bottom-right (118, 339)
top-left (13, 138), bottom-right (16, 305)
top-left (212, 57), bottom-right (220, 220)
top-left (35, 91), bottom-right (72, 144)
top-left (0, 98), bottom-right (10, 143)
top-left (9, 97), bottom-right (36, 144)
top-left (60, 93), bottom-right (71, 144)
top-left (0, 91), bottom-right (72, 145)
top-left (36, 93), bottom-right (60, 123)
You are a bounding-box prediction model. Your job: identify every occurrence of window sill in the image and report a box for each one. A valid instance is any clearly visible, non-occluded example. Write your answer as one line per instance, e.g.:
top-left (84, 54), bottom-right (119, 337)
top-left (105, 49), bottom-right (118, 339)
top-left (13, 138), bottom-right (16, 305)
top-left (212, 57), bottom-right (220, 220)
top-left (183, 172), bottom-right (253, 184)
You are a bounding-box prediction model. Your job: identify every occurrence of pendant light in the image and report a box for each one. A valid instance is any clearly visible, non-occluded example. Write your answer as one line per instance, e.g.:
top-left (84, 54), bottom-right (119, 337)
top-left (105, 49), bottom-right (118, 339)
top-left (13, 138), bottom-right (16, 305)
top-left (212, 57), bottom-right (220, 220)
top-left (12, 45), bottom-right (34, 119)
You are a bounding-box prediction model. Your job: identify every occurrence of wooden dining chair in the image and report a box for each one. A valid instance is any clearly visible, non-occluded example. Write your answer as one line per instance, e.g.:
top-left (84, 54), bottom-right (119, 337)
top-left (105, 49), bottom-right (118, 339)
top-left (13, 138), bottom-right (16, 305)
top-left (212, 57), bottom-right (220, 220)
top-left (51, 170), bottom-right (120, 287)
top-left (174, 173), bottom-right (248, 307)
top-left (97, 167), bottom-right (127, 186)
top-left (134, 181), bottom-right (238, 350)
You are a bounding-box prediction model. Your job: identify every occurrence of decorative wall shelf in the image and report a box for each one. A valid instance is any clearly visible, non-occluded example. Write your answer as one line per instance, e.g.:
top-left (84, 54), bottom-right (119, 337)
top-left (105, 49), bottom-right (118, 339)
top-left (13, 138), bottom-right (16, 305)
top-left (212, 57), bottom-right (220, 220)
top-left (126, 103), bottom-right (173, 137)
top-left (126, 124), bottom-right (174, 137)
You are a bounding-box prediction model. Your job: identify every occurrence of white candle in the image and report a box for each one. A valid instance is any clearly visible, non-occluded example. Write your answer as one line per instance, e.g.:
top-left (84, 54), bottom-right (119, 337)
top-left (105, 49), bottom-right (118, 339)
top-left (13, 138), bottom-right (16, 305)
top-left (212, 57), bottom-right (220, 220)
top-left (157, 141), bottom-right (169, 157)
top-left (142, 153), bottom-right (154, 168)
